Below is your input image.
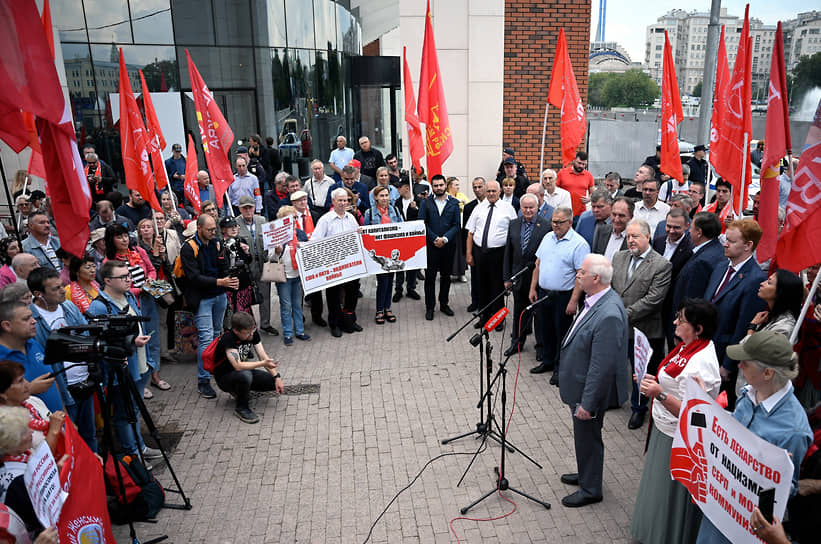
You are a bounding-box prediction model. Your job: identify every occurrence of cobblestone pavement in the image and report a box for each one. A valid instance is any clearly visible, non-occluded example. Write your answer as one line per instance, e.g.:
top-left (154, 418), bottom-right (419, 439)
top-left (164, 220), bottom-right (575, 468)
top-left (114, 276), bottom-right (646, 543)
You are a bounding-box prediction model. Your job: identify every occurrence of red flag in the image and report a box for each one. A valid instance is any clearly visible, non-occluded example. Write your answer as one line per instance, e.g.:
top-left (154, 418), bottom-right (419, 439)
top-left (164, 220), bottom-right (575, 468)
top-left (183, 134), bottom-right (201, 214)
top-left (139, 69), bottom-right (170, 190)
top-left (714, 5), bottom-right (753, 214)
top-left (118, 50), bottom-right (161, 211)
top-left (403, 47), bottom-right (425, 174)
top-left (710, 25), bottom-right (730, 172)
top-left (186, 50), bottom-right (234, 207)
top-left (417, 0), bottom-right (453, 177)
top-left (660, 31), bottom-right (684, 183)
top-left (758, 23), bottom-right (791, 264)
top-left (24, 0), bottom-right (54, 180)
top-left (775, 98), bottom-right (821, 273)
top-left (56, 418), bottom-right (116, 543)
top-left (547, 28), bottom-right (586, 165)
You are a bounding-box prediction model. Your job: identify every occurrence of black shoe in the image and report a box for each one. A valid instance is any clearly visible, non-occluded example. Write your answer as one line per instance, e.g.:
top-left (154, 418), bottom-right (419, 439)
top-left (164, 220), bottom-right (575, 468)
top-left (504, 344), bottom-right (521, 357)
top-left (234, 406), bottom-right (259, 424)
top-left (494, 323), bottom-right (504, 332)
top-left (561, 491), bottom-right (602, 508)
top-left (198, 382), bottom-right (217, 399)
top-left (406, 290), bottom-right (421, 300)
top-left (357, 290), bottom-right (363, 298)
top-left (393, 291), bottom-right (403, 303)
top-left (473, 321), bottom-right (482, 329)
top-left (416, 271), bottom-right (425, 280)
top-left (535, 351), bottom-right (544, 362)
top-left (261, 326), bottom-right (280, 336)
top-left (549, 372), bottom-right (559, 386)
top-left (628, 411), bottom-right (646, 430)
top-left (530, 363), bottom-right (551, 374)
top-left (467, 303), bottom-right (477, 312)
top-left (440, 304), bottom-right (454, 316)
top-left (331, 326), bottom-right (342, 338)
top-left (425, 309), bottom-right (434, 321)
top-left (351, 322), bottom-right (363, 332)
top-left (313, 316), bottom-right (327, 327)
top-left (560, 473), bottom-right (579, 486)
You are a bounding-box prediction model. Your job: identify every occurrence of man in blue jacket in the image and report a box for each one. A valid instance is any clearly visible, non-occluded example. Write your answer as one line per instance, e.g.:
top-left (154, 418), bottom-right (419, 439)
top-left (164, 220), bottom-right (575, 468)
top-left (418, 174), bottom-right (461, 321)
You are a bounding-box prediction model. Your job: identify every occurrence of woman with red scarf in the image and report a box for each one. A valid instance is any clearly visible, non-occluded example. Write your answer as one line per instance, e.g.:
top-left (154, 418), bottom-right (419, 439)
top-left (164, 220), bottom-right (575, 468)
top-left (631, 299), bottom-right (722, 544)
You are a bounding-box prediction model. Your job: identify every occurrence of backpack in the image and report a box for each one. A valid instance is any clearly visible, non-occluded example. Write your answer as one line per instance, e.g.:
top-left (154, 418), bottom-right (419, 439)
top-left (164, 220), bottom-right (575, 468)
top-left (104, 454), bottom-right (165, 523)
top-left (173, 239), bottom-right (199, 279)
top-left (202, 333), bottom-right (225, 374)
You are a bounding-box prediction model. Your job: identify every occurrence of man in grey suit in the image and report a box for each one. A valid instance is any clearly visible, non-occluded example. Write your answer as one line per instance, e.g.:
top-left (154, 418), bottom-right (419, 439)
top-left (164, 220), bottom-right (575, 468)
top-left (591, 197), bottom-right (633, 261)
top-left (558, 254), bottom-right (629, 507)
top-left (611, 219), bottom-right (672, 430)
top-left (236, 195), bottom-right (278, 335)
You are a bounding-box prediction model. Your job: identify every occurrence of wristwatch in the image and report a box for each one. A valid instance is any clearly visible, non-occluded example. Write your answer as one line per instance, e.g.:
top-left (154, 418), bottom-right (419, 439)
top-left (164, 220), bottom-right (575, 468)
top-left (656, 391), bottom-right (667, 401)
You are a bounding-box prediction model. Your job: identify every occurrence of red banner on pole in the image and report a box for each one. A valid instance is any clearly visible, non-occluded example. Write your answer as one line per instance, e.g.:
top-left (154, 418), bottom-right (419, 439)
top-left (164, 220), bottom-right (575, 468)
top-left (660, 31), bottom-right (684, 183)
top-left (547, 28), bottom-right (586, 166)
top-left (710, 25), bottom-right (730, 174)
top-left (139, 69), bottom-right (170, 190)
top-left (417, 0), bottom-right (452, 177)
top-left (183, 134), bottom-right (201, 214)
top-left (403, 47), bottom-right (425, 174)
top-left (186, 49), bottom-right (234, 208)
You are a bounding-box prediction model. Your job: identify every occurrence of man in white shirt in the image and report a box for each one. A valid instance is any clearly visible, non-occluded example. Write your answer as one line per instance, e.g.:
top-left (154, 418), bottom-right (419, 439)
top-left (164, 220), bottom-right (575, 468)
top-left (313, 188), bottom-right (362, 337)
top-left (303, 159), bottom-right (335, 215)
top-left (658, 164), bottom-right (690, 203)
top-left (466, 180), bottom-right (517, 327)
top-left (634, 179), bottom-right (670, 234)
top-left (541, 168), bottom-right (572, 210)
top-left (228, 157), bottom-right (263, 214)
top-left (328, 136), bottom-right (354, 181)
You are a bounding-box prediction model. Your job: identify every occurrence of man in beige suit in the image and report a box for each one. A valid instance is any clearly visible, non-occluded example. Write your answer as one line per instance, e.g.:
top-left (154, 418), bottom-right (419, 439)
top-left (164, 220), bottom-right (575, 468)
top-left (611, 219), bottom-right (671, 430)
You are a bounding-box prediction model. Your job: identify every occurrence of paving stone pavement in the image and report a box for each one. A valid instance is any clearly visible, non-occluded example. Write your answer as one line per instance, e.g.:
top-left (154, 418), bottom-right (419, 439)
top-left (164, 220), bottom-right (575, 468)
top-left (115, 276), bottom-right (646, 543)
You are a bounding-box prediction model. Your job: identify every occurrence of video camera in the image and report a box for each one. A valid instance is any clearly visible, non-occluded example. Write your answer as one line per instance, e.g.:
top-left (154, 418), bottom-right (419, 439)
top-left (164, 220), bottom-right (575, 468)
top-left (44, 312), bottom-right (149, 366)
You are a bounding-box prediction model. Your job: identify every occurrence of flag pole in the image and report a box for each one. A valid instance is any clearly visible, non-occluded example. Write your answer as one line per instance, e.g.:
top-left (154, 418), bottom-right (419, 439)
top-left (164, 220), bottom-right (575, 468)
top-left (737, 133), bottom-right (748, 217)
top-left (539, 102), bottom-right (550, 176)
top-left (0, 157), bottom-right (22, 244)
top-left (17, 175), bottom-right (31, 233)
top-left (791, 270), bottom-right (821, 344)
top-left (787, 153), bottom-right (796, 185)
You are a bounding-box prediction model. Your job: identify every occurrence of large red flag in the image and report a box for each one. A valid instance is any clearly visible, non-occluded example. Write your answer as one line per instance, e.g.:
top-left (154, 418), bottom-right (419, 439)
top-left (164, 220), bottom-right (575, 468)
top-left (403, 47), bottom-right (425, 174)
top-left (186, 49), bottom-right (234, 207)
top-left (710, 25), bottom-right (730, 174)
top-left (118, 50), bottom-right (161, 211)
top-left (714, 5), bottom-right (753, 214)
top-left (24, 0), bottom-right (54, 180)
top-left (660, 32), bottom-right (684, 183)
top-left (757, 22), bottom-right (791, 264)
top-left (183, 134), bottom-right (201, 214)
top-left (417, 0), bottom-right (453, 177)
top-left (775, 98), bottom-right (821, 273)
top-left (56, 418), bottom-right (116, 543)
top-left (139, 69), bottom-right (170, 190)
top-left (547, 28), bottom-right (586, 166)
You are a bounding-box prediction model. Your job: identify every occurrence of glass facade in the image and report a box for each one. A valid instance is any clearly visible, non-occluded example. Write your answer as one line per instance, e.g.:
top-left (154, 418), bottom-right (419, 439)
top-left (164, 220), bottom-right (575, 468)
top-left (54, 0), bottom-right (361, 181)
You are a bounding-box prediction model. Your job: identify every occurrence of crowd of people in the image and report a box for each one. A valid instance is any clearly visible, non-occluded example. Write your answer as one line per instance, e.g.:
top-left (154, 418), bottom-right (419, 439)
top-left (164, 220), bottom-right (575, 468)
top-left (1, 134), bottom-right (819, 543)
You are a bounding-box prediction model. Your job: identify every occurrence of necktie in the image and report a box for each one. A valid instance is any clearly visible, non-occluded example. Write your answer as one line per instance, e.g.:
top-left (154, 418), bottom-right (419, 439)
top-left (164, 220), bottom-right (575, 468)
top-left (712, 265), bottom-right (735, 301)
top-left (521, 220), bottom-right (533, 249)
top-left (481, 203), bottom-right (495, 248)
top-left (628, 256), bottom-right (641, 280)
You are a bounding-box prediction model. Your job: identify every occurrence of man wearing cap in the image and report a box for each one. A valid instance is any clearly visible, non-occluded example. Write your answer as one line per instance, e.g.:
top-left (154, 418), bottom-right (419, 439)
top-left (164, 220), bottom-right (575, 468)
top-left (498, 157), bottom-right (529, 198)
top-left (237, 145), bottom-right (268, 196)
top-left (236, 195), bottom-right (278, 336)
top-left (687, 145), bottom-right (709, 184)
top-left (496, 147), bottom-right (527, 183)
top-left (165, 143), bottom-right (187, 203)
top-left (696, 330), bottom-right (812, 544)
top-left (329, 136), bottom-right (354, 182)
top-left (291, 189), bottom-right (327, 327)
top-left (228, 157), bottom-right (263, 215)
top-left (325, 165), bottom-right (369, 214)
top-left (304, 159), bottom-right (335, 215)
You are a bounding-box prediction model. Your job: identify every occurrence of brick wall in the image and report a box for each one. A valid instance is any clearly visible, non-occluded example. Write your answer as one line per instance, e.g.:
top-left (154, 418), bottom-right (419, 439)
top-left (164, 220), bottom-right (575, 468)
top-left (503, 0), bottom-right (590, 174)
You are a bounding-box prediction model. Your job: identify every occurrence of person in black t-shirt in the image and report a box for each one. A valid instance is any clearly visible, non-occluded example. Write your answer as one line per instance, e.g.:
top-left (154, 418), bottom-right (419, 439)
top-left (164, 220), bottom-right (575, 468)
top-left (212, 312), bottom-right (284, 424)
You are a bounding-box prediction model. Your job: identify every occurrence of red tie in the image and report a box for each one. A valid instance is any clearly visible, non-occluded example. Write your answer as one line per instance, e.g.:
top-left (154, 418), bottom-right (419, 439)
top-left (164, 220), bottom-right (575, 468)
top-left (712, 265), bottom-right (735, 301)
top-left (289, 225), bottom-right (299, 270)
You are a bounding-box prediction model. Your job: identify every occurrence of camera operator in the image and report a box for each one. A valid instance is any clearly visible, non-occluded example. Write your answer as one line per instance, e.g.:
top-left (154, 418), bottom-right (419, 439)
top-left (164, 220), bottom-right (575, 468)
top-left (27, 268), bottom-right (96, 452)
top-left (86, 261), bottom-right (160, 462)
top-left (236, 196), bottom-right (278, 336)
top-left (220, 216), bottom-right (255, 319)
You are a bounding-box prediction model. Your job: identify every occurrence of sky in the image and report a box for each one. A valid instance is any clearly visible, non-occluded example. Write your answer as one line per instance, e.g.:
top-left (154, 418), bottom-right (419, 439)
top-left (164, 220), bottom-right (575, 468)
top-left (591, 0), bottom-right (820, 61)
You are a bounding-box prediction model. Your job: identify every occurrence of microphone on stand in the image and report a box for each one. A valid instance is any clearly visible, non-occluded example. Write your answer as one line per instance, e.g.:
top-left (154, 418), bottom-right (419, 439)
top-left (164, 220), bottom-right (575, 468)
top-left (525, 294), bottom-right (551, 312)
top-left (483, 307), bottom-right (509, 332)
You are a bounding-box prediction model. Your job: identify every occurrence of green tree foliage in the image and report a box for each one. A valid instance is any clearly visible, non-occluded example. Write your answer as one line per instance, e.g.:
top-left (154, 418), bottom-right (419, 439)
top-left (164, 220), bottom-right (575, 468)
top-left (589, 69), bottom-right (659, 108)
top-left (588, 72), bottom-right (614, 107)
top-left (789, 52), bottom-right (821, 103)
top-left (692, 80), bottom-right (702, 97)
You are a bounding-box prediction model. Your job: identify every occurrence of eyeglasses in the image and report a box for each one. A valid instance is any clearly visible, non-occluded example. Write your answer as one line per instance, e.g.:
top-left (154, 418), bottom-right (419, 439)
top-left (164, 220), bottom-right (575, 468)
top-left (552, 219), bottom-right (569, 225)
top-left (110, 274), bottom-right (132, 281)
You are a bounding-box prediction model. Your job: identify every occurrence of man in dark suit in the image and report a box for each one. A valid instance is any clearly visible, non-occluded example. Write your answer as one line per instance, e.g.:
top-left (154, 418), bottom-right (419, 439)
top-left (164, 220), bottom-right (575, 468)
top-left (652, 208), bottom-right (694, 348)
top-left (671, 212), bottom-right (723, 318)
top-left (704, 218), bottom-right (767, 410)
top-left (611, 219), bottom-right (672, 430)
top-left (575, 189), bottom-right (612, 247)
top-left (558, 254), bottom-right (629, 507)
top-left (462, 178), bottom-right (485, 312)
top-left (592, 197), bottom-right (633, 261)
top-left (418, 174), bottom-right (461, 321)
top-left (603, 171), bottom-right (623, 199)
top-left (503, 194), bottom-right (551, 356)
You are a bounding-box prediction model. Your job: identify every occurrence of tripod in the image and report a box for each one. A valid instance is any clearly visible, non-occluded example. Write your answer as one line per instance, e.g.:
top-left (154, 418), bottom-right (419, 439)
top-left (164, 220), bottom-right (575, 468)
top-left (460, 352), bottom-right (551, 514)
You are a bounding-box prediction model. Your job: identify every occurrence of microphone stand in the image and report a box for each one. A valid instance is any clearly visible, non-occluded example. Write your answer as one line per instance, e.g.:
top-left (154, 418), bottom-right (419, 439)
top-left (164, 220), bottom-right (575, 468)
top-left (460, 351), bottom-right (551, 514)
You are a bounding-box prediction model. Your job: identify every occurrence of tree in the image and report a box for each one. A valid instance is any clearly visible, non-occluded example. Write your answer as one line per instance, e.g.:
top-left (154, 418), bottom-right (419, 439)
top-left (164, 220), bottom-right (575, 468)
top-left (588, 72), bottom-right (614, 107)
top-left (692, 80), bottom-right (702, 97)
top-left (789, 52), bottom-right (821, 103)
top-left (600, 69), bottom-right (659, 108)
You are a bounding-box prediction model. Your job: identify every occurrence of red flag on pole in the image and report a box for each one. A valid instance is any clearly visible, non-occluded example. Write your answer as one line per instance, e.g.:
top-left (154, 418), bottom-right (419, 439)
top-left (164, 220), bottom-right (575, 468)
top-left (775, 98), bottom-right (821, 273)
top-left (417, 0), bottom-right (453, 177)
top-left (710, 25), bottom-right (730, 172)
top-left (660, 31), bottom-right (684, 183)
top-left (547, 28), bottom-right (586, 166)
top-left (714, 5), bottom-right (753, 214)
top-left (403, 47), bottom-right (425, 174)
top-left (118, 49), bottom-right (161, 211)
top-left (56, 418), bottom-right (116, 543)
top-left (139, 69), bottom-right (170, 190)
top-left (183, 134), bottom-right (201, 214)
top-left (757, 22), bottom-right (791, 264)
top-left (24, 0), bottom-right (54, 180)
top-left (186, 49), bottom-right (234, 207)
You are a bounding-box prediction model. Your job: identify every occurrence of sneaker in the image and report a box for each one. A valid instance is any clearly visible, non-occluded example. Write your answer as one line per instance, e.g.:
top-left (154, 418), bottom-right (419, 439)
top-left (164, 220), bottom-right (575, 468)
top-left (406, 289), bottom-right (421, 300)
top-left (141, 446), bottom-right (163, 460)
top-left (284, 336), bottom-right (293, 346)
top-left (295, 333), bottom-right (311, 341)
top-left (234, 406), bottom-right (259, 424)
top-left (261, 326), bottom-right (280, 336)
top-left (198, 382), bottom-right (217, 399)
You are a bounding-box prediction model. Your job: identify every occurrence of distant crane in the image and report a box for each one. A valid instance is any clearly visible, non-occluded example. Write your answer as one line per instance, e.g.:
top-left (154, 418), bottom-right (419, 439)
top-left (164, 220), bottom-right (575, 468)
top-left (595, 0), bottom-right (606, 42)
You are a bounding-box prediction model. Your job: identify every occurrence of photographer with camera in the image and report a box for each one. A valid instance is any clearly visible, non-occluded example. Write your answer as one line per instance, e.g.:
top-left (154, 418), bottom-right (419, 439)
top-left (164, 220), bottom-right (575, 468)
top-left (220, 216), bottom-right (255, 319)
top-left (236, 196), bottom-right (278, 336)
top-left (86, 261), bottom-right (159, 461)
top-left (27, 267), bottom-right (96, 452)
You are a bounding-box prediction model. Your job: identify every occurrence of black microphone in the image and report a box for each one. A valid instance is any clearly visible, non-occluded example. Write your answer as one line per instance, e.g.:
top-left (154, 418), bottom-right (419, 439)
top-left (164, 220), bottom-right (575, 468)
top-left (505, 266), bottom-right (529, 284)
top-left (525, 294), bottom-right (551, 311)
